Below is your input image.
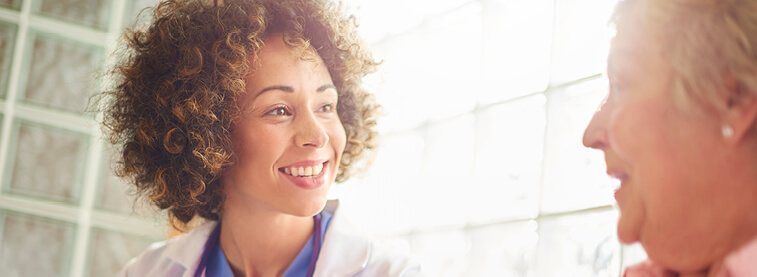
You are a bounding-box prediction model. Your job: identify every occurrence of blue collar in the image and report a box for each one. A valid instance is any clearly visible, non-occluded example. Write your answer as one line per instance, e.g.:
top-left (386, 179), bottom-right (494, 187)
top-left (196, 212), bottom-right (332, 277)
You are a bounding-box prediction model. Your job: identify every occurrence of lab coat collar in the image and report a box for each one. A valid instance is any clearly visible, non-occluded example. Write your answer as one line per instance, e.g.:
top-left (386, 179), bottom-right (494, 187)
top-left (162, 219), bottom-right (218, 277)
top-left (159, 200), bottom-right (370, 277)
top-left (313, 200), bottom-right (372, 276)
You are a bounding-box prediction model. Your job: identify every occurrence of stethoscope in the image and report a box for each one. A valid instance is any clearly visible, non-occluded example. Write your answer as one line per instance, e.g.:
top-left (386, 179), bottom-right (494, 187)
top-left (306, 213), bottom-right (323, 276)
top-left (196, 213), bottom-right (324, 277)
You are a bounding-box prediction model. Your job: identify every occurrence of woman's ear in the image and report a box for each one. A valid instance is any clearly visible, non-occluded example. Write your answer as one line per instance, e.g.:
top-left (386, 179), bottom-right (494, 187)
top-left (724, 78), bottom-right (757, 143)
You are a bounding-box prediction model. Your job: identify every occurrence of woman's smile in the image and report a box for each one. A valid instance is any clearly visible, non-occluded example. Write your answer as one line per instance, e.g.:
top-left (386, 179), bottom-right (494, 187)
top-left (279, 160), bottom-right (331, 190)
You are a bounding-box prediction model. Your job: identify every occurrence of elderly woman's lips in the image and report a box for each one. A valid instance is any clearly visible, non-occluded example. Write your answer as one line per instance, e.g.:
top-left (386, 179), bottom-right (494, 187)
top-left (609, 173), bottom-right (628, 181)
top-left (606, 168), bottom-right (628, 180)
top-left (607, 170), bottom-right (627, 193)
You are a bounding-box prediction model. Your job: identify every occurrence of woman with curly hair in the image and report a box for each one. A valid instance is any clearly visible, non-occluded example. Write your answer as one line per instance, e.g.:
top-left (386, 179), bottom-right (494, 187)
top-left (102, 0), bottom-right (420, 276)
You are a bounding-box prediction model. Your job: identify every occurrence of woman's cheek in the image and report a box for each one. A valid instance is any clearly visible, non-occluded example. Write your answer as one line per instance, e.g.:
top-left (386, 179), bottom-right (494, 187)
top-left (333, 122), bottom-right (347, 155)
top-left (606, 106), bottom-right (635, 159)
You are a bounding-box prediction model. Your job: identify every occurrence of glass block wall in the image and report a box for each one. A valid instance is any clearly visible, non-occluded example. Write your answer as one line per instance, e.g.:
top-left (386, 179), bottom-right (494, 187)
top-left (0, 0), bottom-right (165, 276)
top-left (0, 0), bottom-right (649, 276)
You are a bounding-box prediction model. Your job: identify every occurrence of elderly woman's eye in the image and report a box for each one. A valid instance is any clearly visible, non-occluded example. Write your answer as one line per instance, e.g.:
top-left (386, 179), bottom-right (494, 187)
top-left (611, 83), bottom-right (622, 93)
top-left (608, 81), bottom-right (626, 100)
top-left (266, 106), bottom-right (290, 116)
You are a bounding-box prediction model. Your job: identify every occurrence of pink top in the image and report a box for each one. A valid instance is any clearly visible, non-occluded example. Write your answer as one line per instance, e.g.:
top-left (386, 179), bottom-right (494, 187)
top-left (624, 237), bottom-right (757, 277)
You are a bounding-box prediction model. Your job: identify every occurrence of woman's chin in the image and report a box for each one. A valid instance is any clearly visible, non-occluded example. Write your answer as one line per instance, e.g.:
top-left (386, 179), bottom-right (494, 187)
top-left (642, 237), bottom-right (716, 274)
top-left (616, 215), bottom-right (640, 244)
top-left (287, 197), bottom-right (329, 217)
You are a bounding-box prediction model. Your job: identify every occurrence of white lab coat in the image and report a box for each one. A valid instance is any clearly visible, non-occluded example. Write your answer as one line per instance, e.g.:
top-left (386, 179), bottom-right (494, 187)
top-left (117, 200), bottom-right (422, 277)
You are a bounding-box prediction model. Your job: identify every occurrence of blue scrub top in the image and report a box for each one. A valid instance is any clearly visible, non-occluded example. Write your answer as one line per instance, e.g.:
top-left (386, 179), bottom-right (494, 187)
top-left (204, 211), bottom-right (333, 277)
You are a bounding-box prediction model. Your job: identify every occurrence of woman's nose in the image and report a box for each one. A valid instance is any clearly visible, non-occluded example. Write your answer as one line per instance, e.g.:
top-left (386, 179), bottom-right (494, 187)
top-left (583, 98), bottom-right (610, 150)
top-left (295, 112), bottom-right (329, 148)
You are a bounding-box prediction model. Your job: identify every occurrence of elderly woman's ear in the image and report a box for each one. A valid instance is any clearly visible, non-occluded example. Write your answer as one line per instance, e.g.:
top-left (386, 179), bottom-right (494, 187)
top-left (722, 75), bottom-right (757, 144)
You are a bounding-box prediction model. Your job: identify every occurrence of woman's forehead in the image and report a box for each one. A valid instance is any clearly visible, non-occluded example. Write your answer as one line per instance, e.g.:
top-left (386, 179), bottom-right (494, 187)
top-left (610, 3), bottom-right (667, 63)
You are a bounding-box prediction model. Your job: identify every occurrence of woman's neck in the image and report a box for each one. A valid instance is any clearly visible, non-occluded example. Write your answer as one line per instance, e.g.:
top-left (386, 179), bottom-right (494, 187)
top-left (219, 202), bottom-right (314, 277)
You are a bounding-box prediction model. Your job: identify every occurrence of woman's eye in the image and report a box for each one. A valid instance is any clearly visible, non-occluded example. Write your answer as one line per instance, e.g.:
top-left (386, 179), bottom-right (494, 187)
top-left (266, 106), bottom-right (290, 116)
top-left (610, 83), bottom-right (622, 93)
top-left (319, 103), bottom-right (334, 113)
top-left (608, 80), bottom-right (625, 98)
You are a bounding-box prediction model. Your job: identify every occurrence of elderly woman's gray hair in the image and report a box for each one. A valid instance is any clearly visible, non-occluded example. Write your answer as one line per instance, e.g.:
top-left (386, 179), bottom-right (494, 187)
top-left (613, 0), bottom-right (757, 112)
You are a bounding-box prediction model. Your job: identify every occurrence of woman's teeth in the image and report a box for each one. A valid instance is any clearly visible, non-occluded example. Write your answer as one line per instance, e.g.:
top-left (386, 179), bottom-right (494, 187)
top-left (282, 163), bottom-right (324, 178)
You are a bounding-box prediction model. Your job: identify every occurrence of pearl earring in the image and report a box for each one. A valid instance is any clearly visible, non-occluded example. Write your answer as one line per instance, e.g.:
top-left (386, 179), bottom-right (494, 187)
top-left (722, 125), bottom-right (734, 138)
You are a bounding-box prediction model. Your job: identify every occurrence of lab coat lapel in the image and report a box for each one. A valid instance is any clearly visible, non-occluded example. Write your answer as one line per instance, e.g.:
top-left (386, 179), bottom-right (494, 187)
top-left (313, 200), bottom-right (371, 276)
top-left (155, 200), bottom-right (373, 277)
top-left (161, 220), bottom-right (218, 277)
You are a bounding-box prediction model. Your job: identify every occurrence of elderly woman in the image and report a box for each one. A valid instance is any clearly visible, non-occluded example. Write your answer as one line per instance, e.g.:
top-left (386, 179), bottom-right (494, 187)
top-left (582, 0), bottom-right (757, 276)
top-left (101, 0), bottom-right (420, 276)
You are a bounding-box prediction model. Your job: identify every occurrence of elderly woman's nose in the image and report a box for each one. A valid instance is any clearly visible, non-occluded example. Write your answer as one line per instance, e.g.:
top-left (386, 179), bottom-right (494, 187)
top-left (583, 100), bottom-right (609, 149)
top-left (295, 113), bottom-right (329, 148)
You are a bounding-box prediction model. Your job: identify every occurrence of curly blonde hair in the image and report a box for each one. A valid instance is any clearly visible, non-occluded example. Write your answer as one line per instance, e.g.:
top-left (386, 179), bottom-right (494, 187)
top-left (100, 0), bottom-right (379, 224)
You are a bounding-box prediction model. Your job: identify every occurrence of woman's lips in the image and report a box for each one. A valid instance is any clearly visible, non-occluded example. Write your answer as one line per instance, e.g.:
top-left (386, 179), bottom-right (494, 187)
top-left (607, 170), bottom-right (628, 199)
top-left (279, 161), bottom-right (329, 189)
top-left (607, 169), bottom-right (628, 183)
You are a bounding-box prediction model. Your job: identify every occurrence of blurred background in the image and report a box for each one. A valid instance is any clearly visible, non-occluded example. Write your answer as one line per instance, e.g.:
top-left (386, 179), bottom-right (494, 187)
top-left (0, 0), bottom-right (649, 276)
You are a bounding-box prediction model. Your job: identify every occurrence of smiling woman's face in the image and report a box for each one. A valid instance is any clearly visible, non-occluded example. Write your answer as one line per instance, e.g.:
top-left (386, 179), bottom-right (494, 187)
top-left (581, 2), bottom-right (754, 272)
top-left (222, 34), bottom-right (346, 217)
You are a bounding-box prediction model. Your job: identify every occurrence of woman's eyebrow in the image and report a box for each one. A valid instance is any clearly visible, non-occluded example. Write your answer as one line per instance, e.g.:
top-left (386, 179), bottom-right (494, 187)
top-left (257, 85), bottom-right (294, 96)
top-left (257, 84), bottom-right (335, 96)
top-left (317, 84), bottom-right (337, 93)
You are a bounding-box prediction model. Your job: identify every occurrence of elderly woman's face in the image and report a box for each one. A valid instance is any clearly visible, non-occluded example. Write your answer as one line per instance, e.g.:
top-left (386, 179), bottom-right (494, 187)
top-left (582, 4), bottom-right (744, 271)
top-left (223, 34), bottom-right (346, 217)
